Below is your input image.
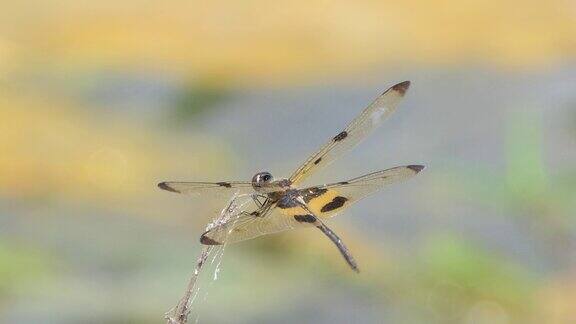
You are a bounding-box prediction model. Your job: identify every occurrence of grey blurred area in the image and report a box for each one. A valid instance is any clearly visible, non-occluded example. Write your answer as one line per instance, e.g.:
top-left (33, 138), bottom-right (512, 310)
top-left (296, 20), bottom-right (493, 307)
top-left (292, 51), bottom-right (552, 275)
top-left (2, 65), bottom-right (575, 323)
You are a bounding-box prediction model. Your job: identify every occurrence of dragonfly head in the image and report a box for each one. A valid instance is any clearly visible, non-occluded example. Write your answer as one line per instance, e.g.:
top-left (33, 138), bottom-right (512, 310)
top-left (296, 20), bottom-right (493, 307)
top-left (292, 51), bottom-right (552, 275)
top-left (252, 171), bottom-right (274, 191)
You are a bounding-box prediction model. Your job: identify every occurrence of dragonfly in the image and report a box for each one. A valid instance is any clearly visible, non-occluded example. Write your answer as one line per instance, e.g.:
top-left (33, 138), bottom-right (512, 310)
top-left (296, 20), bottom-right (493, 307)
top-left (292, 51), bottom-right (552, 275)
top-left (158, 81), bottom-right (424, 272)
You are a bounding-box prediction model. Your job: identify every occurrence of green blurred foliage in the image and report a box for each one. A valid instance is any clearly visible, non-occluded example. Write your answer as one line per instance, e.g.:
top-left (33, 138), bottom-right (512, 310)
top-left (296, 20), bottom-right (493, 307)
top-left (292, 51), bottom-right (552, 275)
top-left (0, 240), bottom-right (55, 297)
top-left (171, 81), bottom-right (231, 123)
top-left (418, 235), bottom-right (536, 319)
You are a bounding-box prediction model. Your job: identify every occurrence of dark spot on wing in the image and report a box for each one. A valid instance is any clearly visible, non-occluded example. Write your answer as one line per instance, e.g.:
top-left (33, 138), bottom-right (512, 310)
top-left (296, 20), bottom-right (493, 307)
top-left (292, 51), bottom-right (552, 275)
top-left (407, 165), bottom-right (425, 173)
top-left (321, 196), bottom-right (348, 212)
top-left (314, 157), bottom-right (322, 165)
top-left (338, 181), bottom-right (349, 185)
top-left (158, 182), bottom-right (179, 193)
top-left (200, 234), bottom-right (221, 245)
top-left (250, 211), bottom-right (260, 216)
top-left (333, 131), bottom-right (348, 142)
top-left (391, 81), bottom-right (410, 96)
top-left (216, 182), bottom-right (232, 188)
top-left (294, 214), bottom-right (316, 223)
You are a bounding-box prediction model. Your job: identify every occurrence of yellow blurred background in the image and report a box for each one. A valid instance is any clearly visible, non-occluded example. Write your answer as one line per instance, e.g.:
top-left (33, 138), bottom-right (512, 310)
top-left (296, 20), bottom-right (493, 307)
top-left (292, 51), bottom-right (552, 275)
top-left (1, 0), bottom-right (575, 323)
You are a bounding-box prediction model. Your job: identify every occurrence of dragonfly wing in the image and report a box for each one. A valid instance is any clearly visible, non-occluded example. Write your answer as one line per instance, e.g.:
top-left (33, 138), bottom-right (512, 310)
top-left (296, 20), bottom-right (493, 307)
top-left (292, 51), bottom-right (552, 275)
top-left (289, 81), bottom-right (411, 185)
top-left (200, 205), bottom-right (308, 245)
top-left (157, 181), bottom-right (254, 196)
top-left (297, 165), bottom-right (425, 218)
top-left (199, 165), bottom-right (423, 246)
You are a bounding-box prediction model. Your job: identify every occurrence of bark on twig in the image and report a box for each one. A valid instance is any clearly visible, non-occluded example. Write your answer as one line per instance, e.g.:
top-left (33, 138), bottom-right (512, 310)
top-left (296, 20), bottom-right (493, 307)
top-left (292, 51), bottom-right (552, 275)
top-left (165, 246), bottom-right (213, 324)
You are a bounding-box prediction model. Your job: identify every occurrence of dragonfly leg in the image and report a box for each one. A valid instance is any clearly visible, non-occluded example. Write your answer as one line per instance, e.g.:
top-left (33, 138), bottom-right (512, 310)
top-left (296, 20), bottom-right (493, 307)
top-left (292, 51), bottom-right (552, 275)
top-left (252, 194), bottom-right (269, 208)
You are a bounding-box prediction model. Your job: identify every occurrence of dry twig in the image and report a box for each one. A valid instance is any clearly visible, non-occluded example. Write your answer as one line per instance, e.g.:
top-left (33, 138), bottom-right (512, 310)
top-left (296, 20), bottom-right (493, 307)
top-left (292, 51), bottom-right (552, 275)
top-left (165, 193), bottom-right (251, 324)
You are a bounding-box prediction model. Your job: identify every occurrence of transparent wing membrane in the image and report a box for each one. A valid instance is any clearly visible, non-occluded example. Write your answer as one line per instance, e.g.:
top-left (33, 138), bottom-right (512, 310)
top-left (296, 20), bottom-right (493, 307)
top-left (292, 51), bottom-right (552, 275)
top-left (200, 165), bottom-right (424, 245)
top-left (158, 181), bottom-right (254, 196)
top-left (297, 165), bottom-right (425, 218)
top-left (200, 206), bottom-right (308, 245)
top-left (289, 81), bottom-right (411, 185)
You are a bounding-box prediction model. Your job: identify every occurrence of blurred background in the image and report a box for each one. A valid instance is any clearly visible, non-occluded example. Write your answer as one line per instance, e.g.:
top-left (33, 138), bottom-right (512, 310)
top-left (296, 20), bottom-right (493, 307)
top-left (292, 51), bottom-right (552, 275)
top-left (1, 1), bottom-right (576, 323)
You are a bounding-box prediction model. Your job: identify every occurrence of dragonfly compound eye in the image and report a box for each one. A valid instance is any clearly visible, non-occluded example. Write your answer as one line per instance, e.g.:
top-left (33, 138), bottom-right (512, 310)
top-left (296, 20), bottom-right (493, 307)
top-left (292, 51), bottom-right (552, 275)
top-left (261, 173), bottom-right (272, 182)
top-left (252, 172), bottom-right (273, 184)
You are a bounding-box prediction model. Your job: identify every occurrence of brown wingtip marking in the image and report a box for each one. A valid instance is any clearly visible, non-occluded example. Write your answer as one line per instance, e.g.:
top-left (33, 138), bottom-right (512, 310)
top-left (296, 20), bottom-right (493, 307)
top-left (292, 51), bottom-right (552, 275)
top-left (407, 165), bottom-right (425, 173)
top-left (158, 182), bottom-right (179, 193)
top-left (391, 81), bottom-right (411, 96)
top-left (200, 235), bottom-right (221, 245)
